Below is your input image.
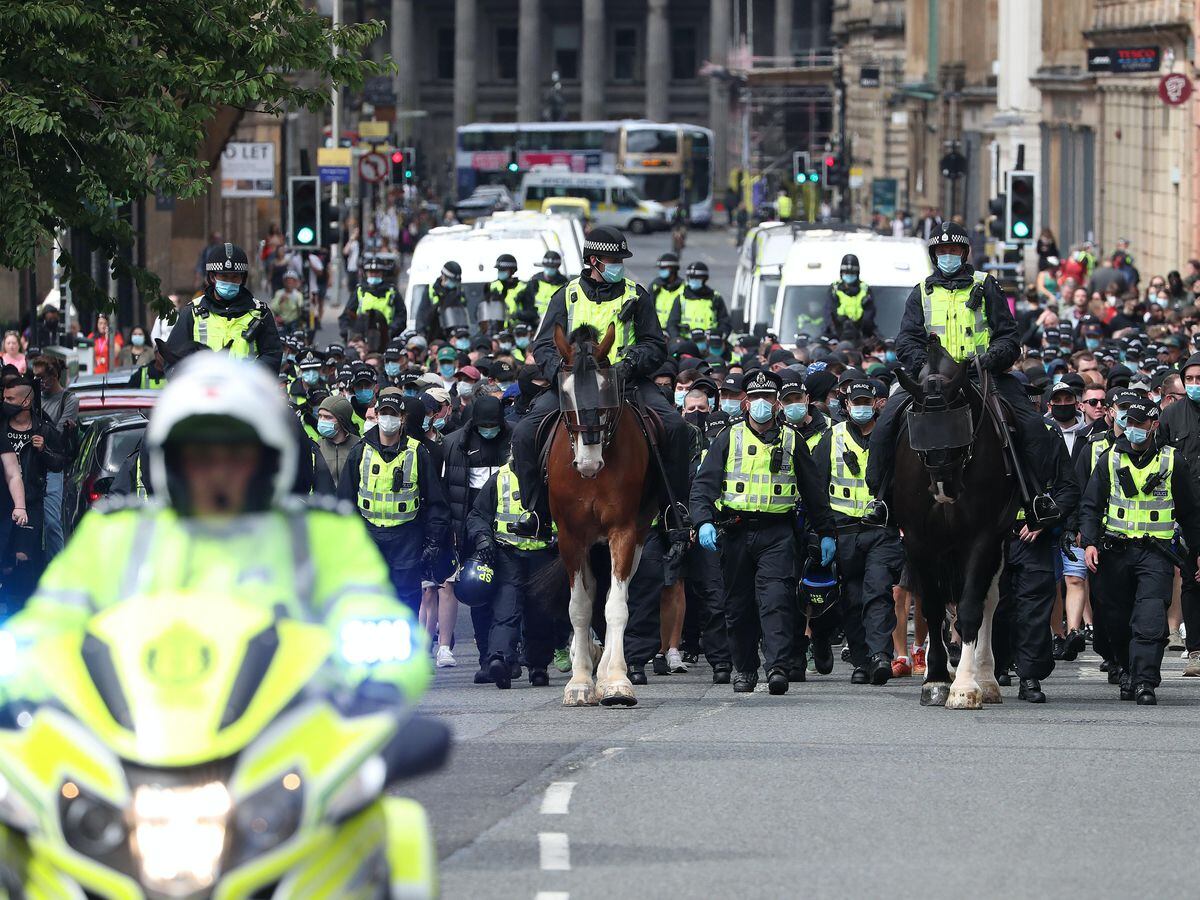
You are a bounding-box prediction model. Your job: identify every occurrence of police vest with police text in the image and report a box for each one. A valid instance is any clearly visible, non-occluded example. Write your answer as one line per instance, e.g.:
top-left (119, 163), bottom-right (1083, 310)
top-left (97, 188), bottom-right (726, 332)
top-left (358, 285), bottom-right (396, 324)
top-left (832, 282), bottom-right (868, 322)
top-left (565, 278), bottom-right (639, 364)
top-left (1104, 447), bottom-right (1175, 538)
top-left (357, 440), bottom-right (420, 527)
top-left (920, 270), bottom-right (990, 362)
top-left (828, 421), bottom-right (872, 518)
top-left (494, 465), bottom-right (554, 550)
top-left (717, 422), bottom-right (799, 514)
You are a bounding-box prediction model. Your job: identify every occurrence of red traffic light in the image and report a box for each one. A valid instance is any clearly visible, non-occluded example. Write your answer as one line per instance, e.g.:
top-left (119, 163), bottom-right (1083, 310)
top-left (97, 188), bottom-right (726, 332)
top-left (825, 155), bottom-right (836, 167)
top-left (391, 150), bottom-right (405, 164)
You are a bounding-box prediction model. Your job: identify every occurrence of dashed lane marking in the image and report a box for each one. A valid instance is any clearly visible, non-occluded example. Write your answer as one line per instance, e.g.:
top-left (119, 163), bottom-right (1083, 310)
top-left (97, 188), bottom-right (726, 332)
top-left (539, 832), bottom-right (571, 871)
top-left (540, 782), bottom-right (576, 815)
top-left (535, 893), bottom-right (570, 900)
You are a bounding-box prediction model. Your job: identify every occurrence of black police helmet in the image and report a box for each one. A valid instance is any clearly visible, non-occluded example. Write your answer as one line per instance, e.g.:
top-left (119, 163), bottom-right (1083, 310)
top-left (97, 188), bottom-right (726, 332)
top-left (205, 242), bottom-right (250, 277)
top-left (456, 556), bottom-right (498, 608)
top-left (686, 261), bottom-right (710, 279)
top-left (927, 222), bottom-right (971, 261)
top-left (442, 261), bottom-right (462, 279)
top-left (657, 251), bottom-right (680, 268)
top-left (496, 253), bottom-right (518, 271)
top-left (541, 250), bottom-right (562, 268)
top-left (840, 254), bottom-right (860, 276)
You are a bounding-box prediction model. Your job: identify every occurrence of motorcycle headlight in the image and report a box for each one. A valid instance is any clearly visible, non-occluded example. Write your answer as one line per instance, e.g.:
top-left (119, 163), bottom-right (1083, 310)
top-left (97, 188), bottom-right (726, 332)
top-left (227, 772), bottom-right (304, 869)
top-left (339, 618), bottom-right (413, 666)
top-left (131, 781), bottom-right (230, 897)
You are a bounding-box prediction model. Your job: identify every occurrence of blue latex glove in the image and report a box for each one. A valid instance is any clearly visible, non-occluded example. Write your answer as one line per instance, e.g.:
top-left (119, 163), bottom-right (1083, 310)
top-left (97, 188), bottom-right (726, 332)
top-left (698, 523), bottom-right (719, 552)
top-left (820, 536), bottom-right (837, 566)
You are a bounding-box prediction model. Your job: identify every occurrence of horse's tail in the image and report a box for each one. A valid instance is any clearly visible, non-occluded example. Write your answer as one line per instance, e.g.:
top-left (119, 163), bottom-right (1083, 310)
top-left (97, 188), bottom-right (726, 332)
top-left (526, 552), bottom-right (570, 616)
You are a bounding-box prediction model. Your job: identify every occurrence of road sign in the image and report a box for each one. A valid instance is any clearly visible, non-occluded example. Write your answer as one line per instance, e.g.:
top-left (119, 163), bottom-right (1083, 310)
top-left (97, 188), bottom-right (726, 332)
top-left (1159, 73), bottom-right (1193, 106)
top-left (358, 152), bottom-right (388, 183)
top-left (319, 166), bottom-right (351, 184)
top-left (317, 148), bottom-right (352, 168)
top-left (359, 120), bottom-right (390, 139)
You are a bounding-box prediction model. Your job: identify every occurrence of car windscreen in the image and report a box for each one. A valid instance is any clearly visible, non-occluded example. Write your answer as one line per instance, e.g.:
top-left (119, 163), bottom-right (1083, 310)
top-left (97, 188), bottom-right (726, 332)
top-left (102, 425), bottom-right (145, 474)
top-left (778, 284), bottom-right (913, 340)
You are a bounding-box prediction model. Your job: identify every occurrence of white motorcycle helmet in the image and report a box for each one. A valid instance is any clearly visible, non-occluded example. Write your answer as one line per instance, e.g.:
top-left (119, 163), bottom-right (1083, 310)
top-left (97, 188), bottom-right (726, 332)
top-left (145, 354), bottom-right (297, 513)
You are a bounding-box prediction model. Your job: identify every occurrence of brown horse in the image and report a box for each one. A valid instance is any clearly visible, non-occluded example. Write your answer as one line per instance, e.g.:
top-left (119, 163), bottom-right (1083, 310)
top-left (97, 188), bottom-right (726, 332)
top-left (548, 322), bottom-right (656, 706)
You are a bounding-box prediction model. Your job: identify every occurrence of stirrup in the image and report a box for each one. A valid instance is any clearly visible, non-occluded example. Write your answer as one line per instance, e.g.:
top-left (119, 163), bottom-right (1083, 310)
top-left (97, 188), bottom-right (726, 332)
top-left (861, 499), bottom-right (889, 527)
top-left (1029, 494), bottom-right (1060, 527)
top-left (665, 501), bottom-right (692, 539)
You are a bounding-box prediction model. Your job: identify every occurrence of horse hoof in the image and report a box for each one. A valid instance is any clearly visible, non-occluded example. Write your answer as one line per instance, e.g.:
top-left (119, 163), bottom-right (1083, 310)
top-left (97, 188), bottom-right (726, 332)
top-left (979, 679), bottom-right (1003, 704)
top-left (921, 683), bottom-right (950, 707)
top-left (946, 686), bottom-right (983, 710)
top-left (562, 682), bottom-right (598, 707)
top-left (599, 681), bottom-right (638, 707)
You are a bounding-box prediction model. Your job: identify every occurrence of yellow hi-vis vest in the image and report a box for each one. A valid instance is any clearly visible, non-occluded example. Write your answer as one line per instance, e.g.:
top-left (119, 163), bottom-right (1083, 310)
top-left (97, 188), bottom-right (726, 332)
top-left (832, 282), bottom-right (868, 321)
top-left (494, 464), bottom-right (554, 550)
top-left (653, 281), bottom-right (685, 328)
top-left (920, 271), bottom-right (990, 362)
top-left (535, 279), bottom-right (560, 317)
top-left (357, 439), bottom-right (420, 527)
top-left (680, 291), bottom-right (717, 332)
top-left (1089, 436), bottom-right (1112, 474)
top-left (191, 298), bottom-right (266, 357)
top-left (564, 278), bottom-right (639, 364)
top-left (358, 285), bottom-right (396, 324)
top-left (1104, 446), bottom-right (1175, 538)
top-left (490, 279), bottom-right (526, 323)
top-left (717, 422), bottom-right (799, 514)
top-left (828, 421), bottom-right (872, 518)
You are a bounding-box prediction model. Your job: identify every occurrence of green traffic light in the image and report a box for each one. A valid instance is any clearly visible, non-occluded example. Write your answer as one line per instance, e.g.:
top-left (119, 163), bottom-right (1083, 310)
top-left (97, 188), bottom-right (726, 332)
top-left (296, 226), bottom-right (315, 244)
top-left (1012, 221), bottom-right (1030, 239)
top-left (404, 169), bottom-right (413, 179)
top-left (507, 163), bottom-right (519, 173)
top-left (808, 172), bottom-right (819, 183)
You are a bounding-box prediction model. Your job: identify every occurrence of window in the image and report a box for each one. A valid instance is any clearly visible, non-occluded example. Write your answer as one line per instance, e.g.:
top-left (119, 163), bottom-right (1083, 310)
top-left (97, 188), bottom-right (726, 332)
top-left (436, 28), bottom-right (454, 81)
top-left (612, 28), bottom-right (637, 81)
top-left (553, 25), bottom-right (580, 80)
top-left (626, 128), bottom-right (678, 154)
top-left (496, 27), bottom-right (518, 80)
top-left (671, 26), bottom-right (698, 80)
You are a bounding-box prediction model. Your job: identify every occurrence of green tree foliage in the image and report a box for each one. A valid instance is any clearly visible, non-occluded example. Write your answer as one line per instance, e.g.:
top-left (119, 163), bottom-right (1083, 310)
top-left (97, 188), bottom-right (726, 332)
top-left (0, 0), bottom-right (387, 312)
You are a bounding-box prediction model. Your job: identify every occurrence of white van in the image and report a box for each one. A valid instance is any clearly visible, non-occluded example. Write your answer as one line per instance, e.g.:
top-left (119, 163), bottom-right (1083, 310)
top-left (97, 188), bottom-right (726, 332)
top-left (519, 169), bottom-right (668, 234)
top-left (773, 233), bottom-right (931, 342)
top-left (731, 221), bottom-right (794, 334)
top-left (475, 210), bottom-right (585, 276)
top-left (404, 229), bottom-right (556, 333)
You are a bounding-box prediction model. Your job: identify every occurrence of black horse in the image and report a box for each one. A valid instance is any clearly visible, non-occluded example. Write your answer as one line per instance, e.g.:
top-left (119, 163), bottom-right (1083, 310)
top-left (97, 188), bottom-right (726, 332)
top-left (894, 335), bottom-right (1018, 708)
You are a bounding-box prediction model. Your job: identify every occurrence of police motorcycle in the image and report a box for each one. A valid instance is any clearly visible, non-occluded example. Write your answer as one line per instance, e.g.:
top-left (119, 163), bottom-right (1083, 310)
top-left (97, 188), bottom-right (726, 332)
top-left (0, 590), bottom-right (448, 899)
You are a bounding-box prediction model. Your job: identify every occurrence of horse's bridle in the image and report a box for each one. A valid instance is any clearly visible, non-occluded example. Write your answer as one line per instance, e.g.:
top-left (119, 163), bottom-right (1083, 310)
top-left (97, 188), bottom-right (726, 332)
top-left (910, 369), bottom-right (987, 482)
top-left (560, 360), bottom-right (622, 451)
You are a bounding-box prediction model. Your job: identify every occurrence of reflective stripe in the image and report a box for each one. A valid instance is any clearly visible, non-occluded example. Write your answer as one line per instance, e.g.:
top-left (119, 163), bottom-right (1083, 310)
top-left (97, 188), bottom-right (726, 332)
top-left (718, 423), bottom-right (798, 513)
top-left (119, 514), bottom-right (159, 597)
top-left (358, 286), bottom-right (395, 324)
top-left (287, 513), bottom-right (317, 620)
top-left (1089, 438), bottom-right (1110, 474)
top-left (680, 292), bottom-right (717, 332)
top-left (564, 278), bottom-right (639, 364)
top-left (357, 442), bottom-right (420, 526)
top-left (191, 299), bottom-right (259, 357)
top-left (828, 422), bottom-right (872, 518)
top-left (1105, 447), bottom-right (1176, 537)
top-left (494, 464), bottom-right (553, 550)
top-left (33, 588), bottom-right (95, 612)
top-left (920, 271), bottom-right (989, 362)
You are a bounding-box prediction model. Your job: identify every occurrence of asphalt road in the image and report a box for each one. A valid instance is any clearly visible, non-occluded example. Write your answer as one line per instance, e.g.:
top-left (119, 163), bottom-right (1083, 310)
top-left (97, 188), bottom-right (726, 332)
top-left (410, 627), bottom-right (1200, 900)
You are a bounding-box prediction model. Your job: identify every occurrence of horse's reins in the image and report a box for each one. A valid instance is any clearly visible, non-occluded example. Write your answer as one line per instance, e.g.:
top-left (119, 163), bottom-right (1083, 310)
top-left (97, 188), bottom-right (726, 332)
top-left (560, 352), bottom-right (621, 450)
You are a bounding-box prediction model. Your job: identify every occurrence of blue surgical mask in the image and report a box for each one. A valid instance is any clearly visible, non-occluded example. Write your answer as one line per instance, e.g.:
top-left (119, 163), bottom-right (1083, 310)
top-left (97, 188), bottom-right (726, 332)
top-left (842, 273), bottom-right (858, 285)
top-left (1085, 337), bottom-right (1100, 350)
top-left (1187, 385), bottom-right (1200, 403)
top-left (696, 342), bottom-right (708, 354)
top-left (687, 278), bottom-right (704, 292)
top-left (214, 279), bottom-right (240, 300)
top-left (366, 276), bottom-right (383, 286)
top-left (440, 362), bottom-right (456, 377)
top-left (1124, 426), bottom-right (1148, 445)
top-left (749, 399), bottom-right (775, 424)
top-left (478, 425), bottom-right (501, 440)
top-left (433, 416), bottom-right (447, 432)
top-left (721, 399), bottom-right (742, 416)
top-left (674, 389), bottom-right (686, 408)
top-left (385, 362), bottom-right (401, 377)
top-left (936, 253), bottom-right (963, 275)
top-left (354, 387), bottom-right (374, 404)
top-left (543, 267), bottom-right (558, 279)
top-left (783, 402), bottom-right (808, 423)
top-left (885, 350), bottom-right (898, 364)
top-left (499, 342), bottom-right (513, 352)
top-left (849, 404), bottom-right (875, 424)
top-left (828, 397), bottom-right (842, 414)
top-left (454, 338), bottom-right (470, 350)
top-left (317, 419), bottom-right (338, 438)
top-left (131, 334), bottom-right (145, 347)
top-left (600, 262), bottom-right (625, 283)
top-left (445, 279), bottom-right (458, 290)
top-left (1116, 410), bottom-right (1129, 429)
top-left (301, 369), bottom-right (319, 385)
top-left (516, 336), bottom-right (530, 349)
top-left (658, 267), bottom-right (672, 280)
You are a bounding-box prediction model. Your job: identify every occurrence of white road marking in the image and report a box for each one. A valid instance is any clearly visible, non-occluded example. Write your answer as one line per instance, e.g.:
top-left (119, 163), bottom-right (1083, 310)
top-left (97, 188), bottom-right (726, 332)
top-left (535, 893), bottom-right (570, 900)
top-left (539, 832), bottom-right (571, 871)
top-left (540, 782), bottom-right (576, 815)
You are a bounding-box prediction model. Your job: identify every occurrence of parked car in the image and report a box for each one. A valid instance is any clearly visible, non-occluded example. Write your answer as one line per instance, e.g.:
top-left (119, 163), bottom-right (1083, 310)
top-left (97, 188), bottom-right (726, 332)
top-left (74, 388), bottom-right (159, 420)
top-left (61, 411), bottom-right (150, 538)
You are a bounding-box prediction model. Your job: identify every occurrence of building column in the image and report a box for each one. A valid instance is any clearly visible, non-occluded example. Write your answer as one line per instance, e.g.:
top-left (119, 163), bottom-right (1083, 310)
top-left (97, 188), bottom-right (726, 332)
top-left (774, 0), bottom-right (792, 61)
top-left (391, 0), bottom-right (418, 140)
top-left (709, 0), bottom-right (731, 188)
top-left (646, 0), bottom-right (671, 121)
top-left (453, 0), bottom-right (477, 129)
top-left (517, 0), bottom-right (541, 121)
top-left (581, 0), bottom-right (605, 120)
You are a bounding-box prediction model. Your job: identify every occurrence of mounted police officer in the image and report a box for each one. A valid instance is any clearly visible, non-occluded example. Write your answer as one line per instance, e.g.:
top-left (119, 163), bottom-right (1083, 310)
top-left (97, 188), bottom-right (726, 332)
top-left (509, 226), bottom-right (693, 554)
top-left (827, 254), bottom-right (876, 339)
top-left (668, 261), bottom-right (731, 339)
top-left (862, 222), bottom-right (1059, 526)
top-left (417, 260), bottom-right (467, 343)
top-left (650, 252), bottom-right (685, 329)
top-left (339, 254), bottom-right (404, 338)
top-left (167, 241), bottom-right (283, 372)
top-left (518, 251), bottom-right (568, 326)
top-left (488, 254), bottom-right (527, 330)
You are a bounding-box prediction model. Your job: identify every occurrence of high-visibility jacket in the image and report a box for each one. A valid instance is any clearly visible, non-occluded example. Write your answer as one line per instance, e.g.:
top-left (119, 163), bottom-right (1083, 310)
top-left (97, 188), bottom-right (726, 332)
top-left (494, 464), bottom-right (553, 550)
top-left (717, 423), bottom-right (799, 514)
top-left (920, 271), bottom-right (990, 362)
top-left (356, 439), bottom-right (420, 527)
top-left (1104, 447), bottom-right (1176, 538)
top-left (535, 279), bottom-right (560, 318)
top-left (680, 290), bottom-right (718, 332)
top-left (490, 279), bottom-right (526, 323)
top-left (652, 281), bottom-right (685, 328)
top-left (564, 278), bottom-right (639, 364)
top-left (358, 285), bottom-right (396, 324)
top-left (827, 421), bottom-right (872, 518)
top-left (777, 194), bottom-right (793, 219)
top-left (832, 282), bottom-right (868, 322)
top-left (138, 367), bottom-right (166, 390)
top-left (1088, 435), bottom-right (1112, 474)
top-left (191, 299), bottom-right (268, 358)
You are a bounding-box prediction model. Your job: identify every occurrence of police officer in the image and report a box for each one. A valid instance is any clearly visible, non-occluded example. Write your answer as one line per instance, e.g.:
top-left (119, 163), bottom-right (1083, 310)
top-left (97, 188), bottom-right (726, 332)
top-left (711, 373), bottom-right (746, 434)
top-left (128, 339), bottom-right (169, 390)
top-left (382, 343), bottom-right (405, 387)
top-left (811, 379), bottom-right (905, 684)
top-left (337, 387), bottom-right (451, 616)
top-left (1081, 399), bottom-right (1200, 705)
top-left (780, 373), bottom-right (827, 450)
top-left (417, 261), bottom-right (466, 342)
top-left (340, 254), bottom-right (405, 338)
top-left (489, 254), bottom-right (527, 330)
top-left (828, 254), bottom-right (877, 340)
top-left (519, 251), bottom-right (568, 325)
top-left (167, 241), bottom-right (283, 372)
top-left (864, 222), bottom-right (1059, 526)
top-left (465, 461), bottom-right (556, 688)
top-left (509, 226), bottom-right (693, 551)
top-left (669, 261), bottom-right (731, 339)
top-left (691, 369), bottom-right (837, 694)
top-left (650, 252), bottom-right (685, 329)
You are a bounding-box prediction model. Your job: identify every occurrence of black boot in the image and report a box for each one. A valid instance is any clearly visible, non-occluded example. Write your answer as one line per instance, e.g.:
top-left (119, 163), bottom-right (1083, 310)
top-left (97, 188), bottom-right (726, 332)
top-left (1029, 493), bottom-right (1061, 527)
top-left (1135, 683), bottom-right (1157, 705)
top-left (732, 671), bottom-right (758, 692)
top-left (1018, 678), bottom-right (1046, 703)
top-left (712, 665), bottom-right (732, 685)
top-left (812, 640), bottom-right (834, 675)
top-left (767, 667), bottom-right (788, 695)
top-left (851, 667), bottom-right (870, 685)
top-left (868, 652), bottom-right (892, 685)
top-left (529, 668), bottom-right (550, 687)
top-left (488, 656), bottom-right (512, 690)
top-left (628, 664), bottom-right (648, 686)
top-left (651, 653), bottom-right (669, 676)
top-left (861, 499), bottom-right (889, 527)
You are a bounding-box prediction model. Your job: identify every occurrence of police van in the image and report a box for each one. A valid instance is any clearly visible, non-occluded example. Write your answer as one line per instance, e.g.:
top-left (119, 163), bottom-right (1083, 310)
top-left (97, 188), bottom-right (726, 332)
top-left (731, 221), bottom-right (793, 335)
top-left (518, 169), bottom-right (668, 234)
top-left (475, 210), bottom-right (585, 275)
top-left (773, 233), bottom-right (931, 342)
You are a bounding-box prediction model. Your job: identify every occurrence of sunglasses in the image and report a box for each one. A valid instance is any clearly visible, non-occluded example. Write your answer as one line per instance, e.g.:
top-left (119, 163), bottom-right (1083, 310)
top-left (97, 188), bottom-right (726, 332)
top-left (1081, 398), bottom-right (1104, 407)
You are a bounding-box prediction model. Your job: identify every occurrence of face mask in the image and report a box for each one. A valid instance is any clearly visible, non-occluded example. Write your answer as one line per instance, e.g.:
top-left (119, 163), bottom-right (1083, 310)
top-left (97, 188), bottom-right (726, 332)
top-left (377, 415), bottom-right (402, 435)
top-left (317, 419), bottom-right (338, 438)
top-left (1187, 385), bottom-right (1200, 402)
top-left (516, 336), bottom-right (530, 349)
top-left (1050, 404), bottom-right (1076, 422)
top-left (1115, 410), bottom-right (1129, 429)
top-left (885, 350), bottom-right (898, 364)
top-left (499, 342), bottom-right (513, 352)
top-left (683, 410), bottom-right (708, 429)
top-left (842, 273), bottom-right (858, 285)
top-left (301, 369), bottom-right (320, 385)
top-left (440, 362), bottom-right (456, 377)
top-left (543, 267), bottom-right (558, 279)
top-left (366, 276), bottom-right (383, 286)
top-left (131, 334), bottom-right (145, 347)
top-left (849, 405), bottom-right (875, 424)
top-left (384, 362), bottom-right (401, 377)
top-left (828, 398), bottom-right (842, 415)
top-left (354, 388), bottom-right (374, 404)
top-left (454, 338), bottom-right (469, 350)
top-left (721, 399), bottom-right (742, 416)
top-left (214, 279), bottom-right (241, 300)
top-left (748, 399), bottom-right (775, 424)
top-left (674, 389), bottom-right (687, 408)
top-left (1052, 374), bottom-right (1063, 386)
top-left (1085, 337), bottom-right (1100, 350)
top-left (936, 253), bottom-right (963, 275)
top-left (1156, 297), bottom-right (1169, 308)
top-left (658, 268), bottom-right (672, 280)
top-left (475, 425), bottom-right (501, 441)
top-left (1124, 426), bottom-right (1148, 445)
top-left (422, 416), bottom-right (430, 431)
top-left (1, 403), bottom-right (23, 418)
top-left (696, 341), bottom-right (709, 355)
top-left (433, 416), bottom-right (447, 432)
top-left (687, 278), bottom-right (704, 292)
top-left (445, 279), bottom-right (458, 290)
top-left (599, 262), bottom-right (625, 283)
top-left (783, 402), bottom-right (808, 423)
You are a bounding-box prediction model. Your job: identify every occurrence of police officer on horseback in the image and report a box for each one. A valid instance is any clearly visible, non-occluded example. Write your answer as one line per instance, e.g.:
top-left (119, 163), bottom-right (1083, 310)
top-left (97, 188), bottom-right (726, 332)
top-left (339, 254), bottom-right (404, 338)
top-left (509, 225), bottom-right (693, 552)
top-left (862, 222), bottom-right (1059, 526)
top-left (827, 254), bottom-right (876, 340)
top-left (518, 251), bottom-right (568, 325)
top-left (417, 261), bottom-right (467, 342)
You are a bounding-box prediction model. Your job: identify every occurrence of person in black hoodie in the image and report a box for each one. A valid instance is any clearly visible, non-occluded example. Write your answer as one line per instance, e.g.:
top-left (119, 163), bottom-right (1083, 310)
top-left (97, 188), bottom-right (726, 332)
top-left (166, 242), bottom-right (283, 373)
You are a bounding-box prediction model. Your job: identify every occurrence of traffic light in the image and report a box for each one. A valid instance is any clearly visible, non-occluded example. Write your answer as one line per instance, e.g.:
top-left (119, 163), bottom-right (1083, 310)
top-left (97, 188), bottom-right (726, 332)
top-left (321, 199), bottom-right (341, 246)
top-left (506, 149), bottom-right (521, 174)
top-left (987, 195), bottom-right (1007, 240)
top-left (287, 176), bottom-right (320, 248)
top-left (389, 145), bottom-right (416, 181)
top-left (822, 154), bottom-right (836, 186)
top-left (792, 151), bottom-right (811, 185)
top-left (823, 154), bottom-right (848, 188)
top-left (1005, 171), bottom-right (1036, 243)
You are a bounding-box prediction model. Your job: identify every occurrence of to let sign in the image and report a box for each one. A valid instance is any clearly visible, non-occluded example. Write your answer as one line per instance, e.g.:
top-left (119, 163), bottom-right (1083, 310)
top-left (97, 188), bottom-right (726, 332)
top-left (221, 141), bottom-right (276, 197)
top-left (1159, 73), bottom-right (1193, 106)
top-left (1088, 47), bottom-right (1160, 74)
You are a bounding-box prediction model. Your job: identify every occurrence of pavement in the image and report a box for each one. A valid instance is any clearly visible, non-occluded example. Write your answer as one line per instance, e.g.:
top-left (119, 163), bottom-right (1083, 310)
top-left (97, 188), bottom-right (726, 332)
top-left (408, 610), bottom-right (1200, 900)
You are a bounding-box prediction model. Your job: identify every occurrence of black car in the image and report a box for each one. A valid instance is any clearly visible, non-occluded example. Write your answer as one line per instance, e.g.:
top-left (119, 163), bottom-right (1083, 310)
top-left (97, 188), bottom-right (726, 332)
top-left (61, 411), bottom-right (148, 538)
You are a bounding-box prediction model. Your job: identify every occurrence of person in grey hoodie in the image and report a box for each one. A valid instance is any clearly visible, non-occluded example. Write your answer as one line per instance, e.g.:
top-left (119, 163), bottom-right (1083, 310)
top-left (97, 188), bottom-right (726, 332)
top-left (316, 395), bottom-right (360, 490)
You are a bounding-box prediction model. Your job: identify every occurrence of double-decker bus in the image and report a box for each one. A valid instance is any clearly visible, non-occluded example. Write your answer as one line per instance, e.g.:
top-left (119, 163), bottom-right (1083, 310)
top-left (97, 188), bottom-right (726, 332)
top-left (455, 120), bottom-right (714, 225)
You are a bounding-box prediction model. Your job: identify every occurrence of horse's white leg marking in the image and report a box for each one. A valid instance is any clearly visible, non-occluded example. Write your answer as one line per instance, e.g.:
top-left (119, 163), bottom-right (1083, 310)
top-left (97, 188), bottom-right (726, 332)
top-left (974, 572), bottom-right (1002, 704)
top-left (598, 544), bottom-right (641, 706)
top-left (947, 577), bottom-right (984, 710)
top-left (563, 559), bottom-right (598, 707)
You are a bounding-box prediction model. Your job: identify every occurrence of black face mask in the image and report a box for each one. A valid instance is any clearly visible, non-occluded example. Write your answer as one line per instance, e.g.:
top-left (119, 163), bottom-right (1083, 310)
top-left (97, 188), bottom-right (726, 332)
top-left (1050, 403), bottom-right (1077, 422)
top-left (659, 384), bottom-right (675, 404)
top-left (518, 374), bottom-right (548, 399)
top-left (2, 403), bottom-right (25, 418)
top-left (684, 410), bottom-right (709, 430)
